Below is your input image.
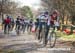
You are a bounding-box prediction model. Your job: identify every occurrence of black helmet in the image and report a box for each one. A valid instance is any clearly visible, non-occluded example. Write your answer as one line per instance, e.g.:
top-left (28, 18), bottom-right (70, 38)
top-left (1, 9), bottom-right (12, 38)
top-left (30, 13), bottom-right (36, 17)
top-left (44, 11), bottom-right (48, 15)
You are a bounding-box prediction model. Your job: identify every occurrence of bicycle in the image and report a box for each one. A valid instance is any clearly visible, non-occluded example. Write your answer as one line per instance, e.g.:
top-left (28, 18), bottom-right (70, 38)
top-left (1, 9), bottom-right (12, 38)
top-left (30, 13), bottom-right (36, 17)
top-left (47, 26), bottom-right (57, 48)
top-left (35, 27), bottom-right (39, 40)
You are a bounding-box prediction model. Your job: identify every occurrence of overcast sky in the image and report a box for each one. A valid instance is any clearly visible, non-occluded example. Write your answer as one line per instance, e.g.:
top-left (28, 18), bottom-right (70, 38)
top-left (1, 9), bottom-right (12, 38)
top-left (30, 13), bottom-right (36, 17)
top-left (16, 0), bottom-right (41, 10)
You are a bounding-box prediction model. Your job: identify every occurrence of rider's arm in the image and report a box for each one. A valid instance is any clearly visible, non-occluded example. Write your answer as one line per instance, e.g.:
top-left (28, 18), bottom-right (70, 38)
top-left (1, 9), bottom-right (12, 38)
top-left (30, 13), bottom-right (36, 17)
top-left (47, 16), bottom-right (51, 25)
top-left (57, 16), bottom-right (60, 22)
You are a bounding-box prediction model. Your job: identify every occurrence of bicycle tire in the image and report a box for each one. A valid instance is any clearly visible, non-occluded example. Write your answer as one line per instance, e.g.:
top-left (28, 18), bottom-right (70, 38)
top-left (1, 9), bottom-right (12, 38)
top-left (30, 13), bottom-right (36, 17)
top-left (40, 30), bottom-right (43, 42)
top-left (49, 32), bottom-right (56, 48)
top-left (40, 28), bottom-right (46, 43)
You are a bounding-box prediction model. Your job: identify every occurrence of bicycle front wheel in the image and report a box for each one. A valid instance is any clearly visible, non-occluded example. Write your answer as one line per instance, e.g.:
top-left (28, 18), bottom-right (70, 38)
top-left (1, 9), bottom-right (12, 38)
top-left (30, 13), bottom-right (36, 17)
top-left (49, 32), bottom-right (56, 48)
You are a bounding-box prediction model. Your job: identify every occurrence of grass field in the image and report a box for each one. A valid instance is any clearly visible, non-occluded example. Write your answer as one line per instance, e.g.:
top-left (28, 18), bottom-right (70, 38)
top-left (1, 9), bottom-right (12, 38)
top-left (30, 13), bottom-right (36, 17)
top-left (56, 31), bottom-right (75, 41)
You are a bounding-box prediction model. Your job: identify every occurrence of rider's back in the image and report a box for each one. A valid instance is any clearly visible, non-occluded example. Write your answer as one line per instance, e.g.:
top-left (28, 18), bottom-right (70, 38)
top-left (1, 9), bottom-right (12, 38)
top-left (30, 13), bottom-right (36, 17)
top-left (4, 18), bottom-right (11, 24)
top-left (16, 20), bottom-right (20, 25)
top-left (38, 15), bottom-right (48, 22)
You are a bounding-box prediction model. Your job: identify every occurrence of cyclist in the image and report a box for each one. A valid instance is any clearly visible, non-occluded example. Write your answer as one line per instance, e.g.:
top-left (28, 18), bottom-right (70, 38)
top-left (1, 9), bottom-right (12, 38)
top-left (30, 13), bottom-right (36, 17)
top-left (44, 10), bottom-right (60, 46)
top-left (24, 18), bottom-right (29, 32)
top-left (3, 16), bottom-right (11, 33)
top-left (19, 17), bottom-right (25, 31)
top-left (28, 19), bottom-right (33, 32)
top-left (15, 16), bottom-right (20, 30)
top-left (10, 17), bottom-right (15, 31)
top-left (37, 11), bottom-right (49, 41)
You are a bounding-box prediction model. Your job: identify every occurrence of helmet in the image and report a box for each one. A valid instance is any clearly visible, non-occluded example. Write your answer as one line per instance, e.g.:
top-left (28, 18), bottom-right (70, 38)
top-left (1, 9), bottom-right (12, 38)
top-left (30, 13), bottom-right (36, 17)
top-left (44, 11), bottom-right (48, 15)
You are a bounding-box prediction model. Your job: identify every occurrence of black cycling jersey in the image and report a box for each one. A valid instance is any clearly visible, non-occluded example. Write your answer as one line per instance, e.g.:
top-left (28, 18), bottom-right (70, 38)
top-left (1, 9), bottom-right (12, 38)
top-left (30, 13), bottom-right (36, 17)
top-left (16, 20), bottom-right (20, 25)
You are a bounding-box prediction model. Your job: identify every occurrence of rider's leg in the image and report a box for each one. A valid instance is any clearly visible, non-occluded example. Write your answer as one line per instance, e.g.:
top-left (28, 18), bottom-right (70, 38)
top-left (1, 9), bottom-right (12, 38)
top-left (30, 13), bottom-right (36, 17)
top-left (12, 24), bottom-right (14, 30)
top-left (17, 25), bottom-right (20, 30)
top-left (15, 24), bottom-right (17, 30)
top-left (22, 24), bottom-right (24, 31)
top-left (35, 22), bottom-right (39, 32)
top-left (27, 24), bottom-right (29, 31)
top-left (38, 22), bottom-right (42, 40)
top-left (8, 24), bottom-right (10, 32)
top-left (4, 24), bottom-right (7, 33)
top-left (23, 24), bottom-right (26, 32)
top-left (23, 24), bottom-right (26, 33)
top-left (30, 25), bottom-right (32, 32)
top-left (53, 25), bottom-right (55, 31)
top-left (45, 25), bottom-right (50, 45)
top-left (24, 23), bottom-right (26, 31)
top-left (57, 26), bottom-right (60, 30)
top-left (20, 24), bottom-right (22, 30)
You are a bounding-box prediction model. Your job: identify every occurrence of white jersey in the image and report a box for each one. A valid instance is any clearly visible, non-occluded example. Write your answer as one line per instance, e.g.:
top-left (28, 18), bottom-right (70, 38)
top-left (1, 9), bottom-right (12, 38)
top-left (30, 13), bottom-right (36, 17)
top-left (24, 19), bottom-right (29, 23)
top-left (38, 14), bottom-right (48, 19)
top-left (37, 14), bottom-right (49, 22)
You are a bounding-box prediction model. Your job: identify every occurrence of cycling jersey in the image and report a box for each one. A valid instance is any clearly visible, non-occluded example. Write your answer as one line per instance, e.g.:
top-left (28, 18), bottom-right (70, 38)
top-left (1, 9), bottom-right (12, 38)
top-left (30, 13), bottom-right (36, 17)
top-left (50, 15), bottom-right (59, 25)
top-left (37, 14), bottom-right (48, 22)
top-left (16, 20), bottom-right (20, 25)
top-left (4, 18), bottom-right (11, 24)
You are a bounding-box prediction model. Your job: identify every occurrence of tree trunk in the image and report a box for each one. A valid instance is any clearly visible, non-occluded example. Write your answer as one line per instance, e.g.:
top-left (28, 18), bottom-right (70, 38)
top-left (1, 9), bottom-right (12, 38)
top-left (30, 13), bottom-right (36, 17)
top-left (66, 15), bottom-right (68, 25)
top-left (61, 12), bottom-right (65, 31)
top-left (70, 15), bottom-right (75, 34)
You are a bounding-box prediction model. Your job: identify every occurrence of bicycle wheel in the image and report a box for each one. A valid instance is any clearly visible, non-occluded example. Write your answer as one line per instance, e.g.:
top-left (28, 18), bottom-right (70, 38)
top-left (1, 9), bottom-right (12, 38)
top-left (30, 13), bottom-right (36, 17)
top-left (40, 28), bottom-right (46, 43)
top-left (49, 32), bottom-right (56, 48)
